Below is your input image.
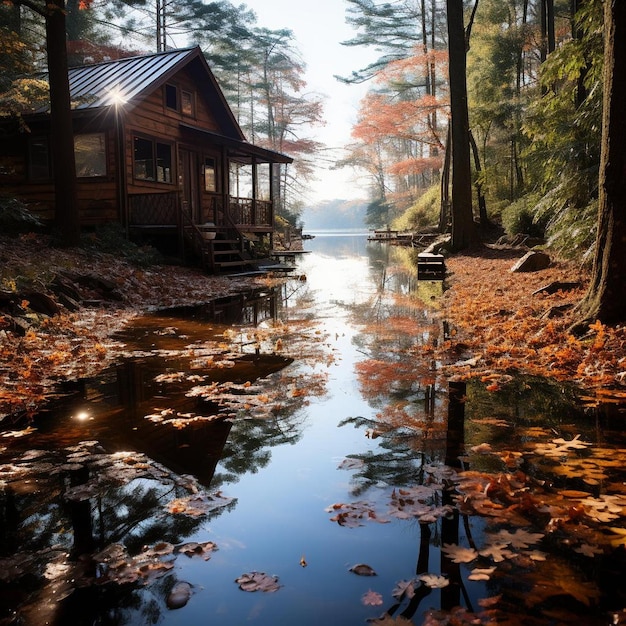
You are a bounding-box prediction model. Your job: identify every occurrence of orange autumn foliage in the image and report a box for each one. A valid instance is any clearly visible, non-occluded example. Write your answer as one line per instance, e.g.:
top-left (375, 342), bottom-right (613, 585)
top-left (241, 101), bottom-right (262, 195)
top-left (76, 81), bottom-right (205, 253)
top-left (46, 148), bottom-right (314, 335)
top-left (434, 248), bottom-right (626, 396)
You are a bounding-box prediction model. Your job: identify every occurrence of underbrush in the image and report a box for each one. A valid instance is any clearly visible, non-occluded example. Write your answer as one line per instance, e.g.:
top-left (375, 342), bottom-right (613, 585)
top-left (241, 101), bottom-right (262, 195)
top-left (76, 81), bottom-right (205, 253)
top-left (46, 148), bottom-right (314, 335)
top-left (392, 185), bottom-right (440, 232)
top-left (79, 223), bottom-right (164, 267)
top-left (0, 196), bottom-right (43, 234)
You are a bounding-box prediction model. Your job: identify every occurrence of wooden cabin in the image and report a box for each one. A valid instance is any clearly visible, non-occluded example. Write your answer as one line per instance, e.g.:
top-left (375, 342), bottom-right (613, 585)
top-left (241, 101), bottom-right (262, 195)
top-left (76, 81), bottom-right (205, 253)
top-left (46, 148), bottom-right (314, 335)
top-left (0, 47), bottom-right (293, 272)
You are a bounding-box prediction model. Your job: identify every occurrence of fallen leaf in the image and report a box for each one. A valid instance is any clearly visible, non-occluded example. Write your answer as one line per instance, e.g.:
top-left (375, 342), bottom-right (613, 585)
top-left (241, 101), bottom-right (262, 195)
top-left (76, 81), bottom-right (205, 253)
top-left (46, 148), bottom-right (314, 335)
top-left (349, 563), bottom-right (377, 576)
top-left (418, 573), bottom-right (449, 589)
top-left (362, 589), bottom-right (383, 606)
top-left (468, 567), bottom-right (496, 581)
top-left (235, 571), bottom-right (281, 592)
top-left (392, 579), bottom-right (416, 600)
top-left (488, 528), bottom-right (544, 550)
top-left (441, 543), bottom-right (478, 564)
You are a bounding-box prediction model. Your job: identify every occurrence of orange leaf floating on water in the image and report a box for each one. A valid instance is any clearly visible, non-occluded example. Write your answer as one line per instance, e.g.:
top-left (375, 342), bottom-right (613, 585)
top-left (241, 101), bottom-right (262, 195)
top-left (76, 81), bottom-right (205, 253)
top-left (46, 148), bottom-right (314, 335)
top-left (487, 528), bottom-right (544, 550)
top-left (441, 543), bottom-right (478, 564)
top-left (392, 579), bottom-right (417, 600)
top-left (362, 589), bottom-right (383, 606)
top-left (235, 571), bottom-right (281, 592)
top-left (468, 567), bottom-right (496, 581)
top-left (418, 573), bottom-right (450, 589)
top-left (178, 541), bottom-right (218, 560)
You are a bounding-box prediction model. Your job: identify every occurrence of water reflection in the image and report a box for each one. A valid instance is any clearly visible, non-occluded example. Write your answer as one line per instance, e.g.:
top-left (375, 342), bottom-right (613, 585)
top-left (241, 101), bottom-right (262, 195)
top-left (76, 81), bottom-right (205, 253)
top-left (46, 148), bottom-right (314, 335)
top-left (1, 233), bottom-right (625, 625)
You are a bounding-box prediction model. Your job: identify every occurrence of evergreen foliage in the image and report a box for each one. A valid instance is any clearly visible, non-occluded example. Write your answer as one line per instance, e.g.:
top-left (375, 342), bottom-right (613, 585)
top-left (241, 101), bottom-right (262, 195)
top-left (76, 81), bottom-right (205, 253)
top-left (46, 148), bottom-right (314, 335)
top-left (342, 0), bottom-right (605, 259)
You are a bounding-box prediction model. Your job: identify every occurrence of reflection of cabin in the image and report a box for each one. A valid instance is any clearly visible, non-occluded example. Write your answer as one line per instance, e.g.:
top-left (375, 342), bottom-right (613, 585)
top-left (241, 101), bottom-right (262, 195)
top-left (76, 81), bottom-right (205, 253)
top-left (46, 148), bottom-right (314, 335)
top-left (0, 47), bottom-right (293, 273)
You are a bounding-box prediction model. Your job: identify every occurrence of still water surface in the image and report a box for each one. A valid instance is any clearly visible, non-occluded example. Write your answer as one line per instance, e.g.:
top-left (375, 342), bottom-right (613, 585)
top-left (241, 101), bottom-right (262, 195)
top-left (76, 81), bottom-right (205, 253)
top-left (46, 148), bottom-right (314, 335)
top-left (1, 231), bottom-right (625, 625)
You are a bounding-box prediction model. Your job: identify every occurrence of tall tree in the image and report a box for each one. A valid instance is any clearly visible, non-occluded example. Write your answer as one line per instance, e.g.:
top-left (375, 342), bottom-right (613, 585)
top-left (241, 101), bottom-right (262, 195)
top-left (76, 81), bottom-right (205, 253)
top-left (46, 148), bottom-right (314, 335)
top-left (11, 0), bottom-right (80, 246)
top-left (446, 0), bottom-right (478, 250)
top-left (576, 0), bottom-right (626, 325)
top-left (245, 27), bottom-right (324, 221)
top-left (340, 0), bottom-right (429, 83)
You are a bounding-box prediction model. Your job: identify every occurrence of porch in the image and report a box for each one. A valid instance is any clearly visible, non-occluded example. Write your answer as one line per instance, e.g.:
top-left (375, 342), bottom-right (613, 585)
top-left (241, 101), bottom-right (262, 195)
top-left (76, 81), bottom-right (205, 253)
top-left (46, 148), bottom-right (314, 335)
top-left (127, 191), bottom-right (276, 273)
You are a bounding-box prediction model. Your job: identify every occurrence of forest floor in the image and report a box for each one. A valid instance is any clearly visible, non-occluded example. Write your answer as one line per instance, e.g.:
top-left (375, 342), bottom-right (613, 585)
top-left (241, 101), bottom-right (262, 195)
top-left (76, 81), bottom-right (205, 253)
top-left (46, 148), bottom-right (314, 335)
top-left (1, 233), bottom-right (625, 422)
top-left (440, 245), bottom-right (626, 404)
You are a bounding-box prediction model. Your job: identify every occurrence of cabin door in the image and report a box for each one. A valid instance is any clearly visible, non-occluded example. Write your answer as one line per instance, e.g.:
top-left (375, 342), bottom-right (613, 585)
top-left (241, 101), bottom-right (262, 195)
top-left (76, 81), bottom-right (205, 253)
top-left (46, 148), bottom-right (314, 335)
top-left (179, 149), bottom-right (200, 223)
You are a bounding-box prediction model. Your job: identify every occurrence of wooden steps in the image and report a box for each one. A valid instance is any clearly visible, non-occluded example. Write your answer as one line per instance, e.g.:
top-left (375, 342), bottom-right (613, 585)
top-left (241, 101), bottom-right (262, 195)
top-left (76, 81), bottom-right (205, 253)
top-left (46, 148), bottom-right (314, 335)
top-left (203, 238), bottom-right (259, 273)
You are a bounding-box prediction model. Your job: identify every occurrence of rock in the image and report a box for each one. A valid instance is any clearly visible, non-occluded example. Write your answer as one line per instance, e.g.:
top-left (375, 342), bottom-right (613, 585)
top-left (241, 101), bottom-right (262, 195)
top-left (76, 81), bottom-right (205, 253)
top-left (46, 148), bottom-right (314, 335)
top-left (510, 251), bottom-right (551, 273)
top-left (542, 303), bottom-right (574, 318)
top-left (349, 563), bottom-right (377, 576)
top-left (532, 281), bottom-right (581, 295)
top-left (54, 291), bottom-right (81, 312)
top-left (3, 315), bottom-right (30, 336)
top-left (51, 274), bottom-right (85, 303)
top-left (20, 290), bottom-right (61, 316)
top-left (166, 581), bottom-right (192, 609)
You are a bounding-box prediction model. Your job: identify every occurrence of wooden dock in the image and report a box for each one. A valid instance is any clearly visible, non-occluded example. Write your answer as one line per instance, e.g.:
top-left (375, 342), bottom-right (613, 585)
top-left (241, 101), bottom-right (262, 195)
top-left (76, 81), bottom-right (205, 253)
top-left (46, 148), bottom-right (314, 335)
top-left (368, 230), bottom-right (440, 247)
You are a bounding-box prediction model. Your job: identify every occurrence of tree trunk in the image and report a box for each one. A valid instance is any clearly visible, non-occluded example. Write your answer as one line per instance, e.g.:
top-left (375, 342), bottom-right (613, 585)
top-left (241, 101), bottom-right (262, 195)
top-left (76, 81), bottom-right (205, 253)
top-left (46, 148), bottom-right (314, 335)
top-left (446, 0), bottom-right (478, 250)
top-left (439, 122), bottom-right (451, 233)
top-left (540, 0), bottom-right (555, 62)
top-left (46, 0), bottom-right (80, 246)
top-left (576, 0), bottom-right (626, 325)
top-left (469, 130), bottom-right (487, 225)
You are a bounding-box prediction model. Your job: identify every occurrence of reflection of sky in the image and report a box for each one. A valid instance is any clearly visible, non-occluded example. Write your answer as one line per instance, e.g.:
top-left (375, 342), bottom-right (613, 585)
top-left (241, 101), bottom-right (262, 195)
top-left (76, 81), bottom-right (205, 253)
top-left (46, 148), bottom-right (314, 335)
top-left (180, 232), bottom-right (435, 625)
top-left (298, 233), bottom-right (374, 316)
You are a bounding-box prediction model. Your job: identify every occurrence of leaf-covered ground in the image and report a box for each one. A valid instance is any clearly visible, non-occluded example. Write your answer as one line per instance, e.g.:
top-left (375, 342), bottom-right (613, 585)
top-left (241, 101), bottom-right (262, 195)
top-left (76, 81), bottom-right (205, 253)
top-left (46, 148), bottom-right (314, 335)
top-left (437, 246), bottom-right (626, 400)
top-left (0, 234), bottom-right (266, 421)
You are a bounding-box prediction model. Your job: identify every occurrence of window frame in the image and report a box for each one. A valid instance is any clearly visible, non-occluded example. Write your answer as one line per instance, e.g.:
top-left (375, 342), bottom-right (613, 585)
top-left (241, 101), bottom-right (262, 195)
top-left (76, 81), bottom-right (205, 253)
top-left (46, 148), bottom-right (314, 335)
top-left (28, 133), bottom-right (108, 180)
top-left (132, 135), bottom-right (174, 184)
top-left (165, 83), bottom-right (178, 111)
top-left (74, 132), bottom-right (107, 178)
top-left (203, 156), bottom-right (217, 192)
top-left (28, 136), bottom-right (52, 180)
top-left (181, 90), bottom-right (194, 116)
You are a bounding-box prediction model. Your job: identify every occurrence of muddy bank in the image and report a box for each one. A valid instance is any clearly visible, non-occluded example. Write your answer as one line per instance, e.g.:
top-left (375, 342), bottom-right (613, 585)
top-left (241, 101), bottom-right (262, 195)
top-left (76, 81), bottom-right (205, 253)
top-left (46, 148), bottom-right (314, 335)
top-left (0, 234), bottom-right (271, 421)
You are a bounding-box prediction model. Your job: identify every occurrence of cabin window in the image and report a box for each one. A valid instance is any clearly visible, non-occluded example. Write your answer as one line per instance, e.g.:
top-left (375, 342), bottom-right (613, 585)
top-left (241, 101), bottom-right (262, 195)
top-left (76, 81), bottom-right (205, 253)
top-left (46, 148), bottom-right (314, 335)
top-left (165, 84), bottom-right (177, 110)
top-left (28, 137), bottom-right (51, 180)
top-left (75, 133), bottom-right (106, 177)
top-left (28, 134), bottom-right (106, 180)
top-left (181, 90), bottom-right (194, 116)
top-left (203, 157), bottom-right (216, 192)
top-left (133, 136), bottom-right (173, 183)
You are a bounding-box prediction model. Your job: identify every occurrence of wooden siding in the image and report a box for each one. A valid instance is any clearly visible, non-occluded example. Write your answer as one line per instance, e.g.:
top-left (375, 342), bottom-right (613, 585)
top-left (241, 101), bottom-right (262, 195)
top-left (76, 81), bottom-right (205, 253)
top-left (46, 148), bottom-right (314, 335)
top-left (0, 55), bottom-right (279, 237)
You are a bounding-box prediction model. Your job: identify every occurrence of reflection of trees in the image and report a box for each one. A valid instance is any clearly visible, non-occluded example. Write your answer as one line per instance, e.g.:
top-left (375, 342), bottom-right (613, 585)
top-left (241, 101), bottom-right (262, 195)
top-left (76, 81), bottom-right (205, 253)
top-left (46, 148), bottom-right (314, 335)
top-left (370, 382), bottom-right (468, 622)
top-left (339, 414), bottom-right (444, 497)
top-left (0, 443), bottom-right (210, 625)
top-left (212, 412), bottom-right (305, 487)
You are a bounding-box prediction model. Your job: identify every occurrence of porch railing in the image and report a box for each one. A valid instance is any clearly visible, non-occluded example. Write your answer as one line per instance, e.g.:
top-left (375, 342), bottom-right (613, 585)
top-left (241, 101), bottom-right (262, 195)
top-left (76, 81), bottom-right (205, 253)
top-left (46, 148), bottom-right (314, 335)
top-left (228, 197), bottom-right (272, 228)
top-left (128, 192), bottom-right (179, 225)
top-left (128, 193), bottom-right (273, 230)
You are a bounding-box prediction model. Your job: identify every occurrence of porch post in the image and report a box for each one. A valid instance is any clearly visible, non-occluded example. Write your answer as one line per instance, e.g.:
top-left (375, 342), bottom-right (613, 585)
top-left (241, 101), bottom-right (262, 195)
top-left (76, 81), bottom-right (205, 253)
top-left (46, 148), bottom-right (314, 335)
top-left (269, 162), bottom-right (275, 249)
top-left (221, 144), bottom-right (229, 226)
top-left (251, 156), bottom-right (258, 226)
top-left (114, 103), bottom-right (128, 237)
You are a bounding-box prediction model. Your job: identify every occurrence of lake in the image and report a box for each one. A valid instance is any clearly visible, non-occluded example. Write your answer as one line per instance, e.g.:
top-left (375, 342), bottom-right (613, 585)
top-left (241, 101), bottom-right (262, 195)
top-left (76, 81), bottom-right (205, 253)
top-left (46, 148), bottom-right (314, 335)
top-left (0, 231), bottom-right (625, 625)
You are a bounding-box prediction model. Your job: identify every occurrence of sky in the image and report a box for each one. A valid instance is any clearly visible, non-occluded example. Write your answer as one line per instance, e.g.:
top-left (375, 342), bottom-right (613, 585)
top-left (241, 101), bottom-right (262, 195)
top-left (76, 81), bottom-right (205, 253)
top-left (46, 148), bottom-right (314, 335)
top-left (241, 0), bottom-right (376, 204)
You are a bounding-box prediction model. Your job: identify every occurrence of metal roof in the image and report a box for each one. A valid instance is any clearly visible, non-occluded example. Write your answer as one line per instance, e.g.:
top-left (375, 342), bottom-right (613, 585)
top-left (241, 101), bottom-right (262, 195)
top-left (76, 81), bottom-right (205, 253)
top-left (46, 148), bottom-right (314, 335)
top-left (69, 47), bottom-right (197, 110)
top-left (27, 47), bottom-right (292, 163)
